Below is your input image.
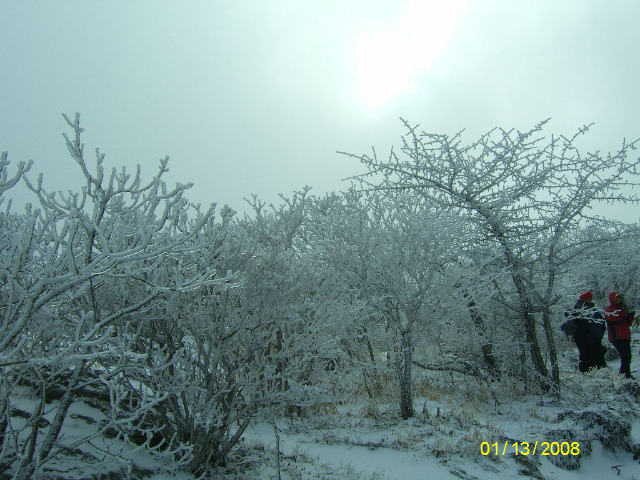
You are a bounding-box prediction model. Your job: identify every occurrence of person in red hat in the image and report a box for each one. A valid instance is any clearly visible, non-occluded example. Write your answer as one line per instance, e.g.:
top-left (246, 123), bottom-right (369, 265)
top-left (605, 291), bottom-right (636, 379)
top-left (564, 291), bottom-right (606, 372)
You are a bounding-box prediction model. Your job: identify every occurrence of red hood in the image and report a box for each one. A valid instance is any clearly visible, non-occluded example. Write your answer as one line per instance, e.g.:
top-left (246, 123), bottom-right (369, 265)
top-left (608, 291), bottom-right (619, 306)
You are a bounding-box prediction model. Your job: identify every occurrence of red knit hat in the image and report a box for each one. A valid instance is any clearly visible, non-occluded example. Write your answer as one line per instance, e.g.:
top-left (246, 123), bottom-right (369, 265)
top-left (579, 291), bottom-right (593, 301)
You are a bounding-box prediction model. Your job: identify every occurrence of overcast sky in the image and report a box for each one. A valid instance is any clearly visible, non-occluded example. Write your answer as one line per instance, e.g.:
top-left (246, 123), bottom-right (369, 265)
top-left (1, 1), bottom-right (639, 221)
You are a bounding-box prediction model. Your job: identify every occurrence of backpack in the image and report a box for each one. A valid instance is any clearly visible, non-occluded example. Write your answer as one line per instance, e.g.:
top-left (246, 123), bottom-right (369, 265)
top-left (587, 317), bottom-right (606, 339)
top-left (560, 316), bottom-right (578, 336)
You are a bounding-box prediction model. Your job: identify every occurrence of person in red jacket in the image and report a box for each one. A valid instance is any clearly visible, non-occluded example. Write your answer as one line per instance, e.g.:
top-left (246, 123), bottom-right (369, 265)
top-left (605, 291), bottom-right (636, 378)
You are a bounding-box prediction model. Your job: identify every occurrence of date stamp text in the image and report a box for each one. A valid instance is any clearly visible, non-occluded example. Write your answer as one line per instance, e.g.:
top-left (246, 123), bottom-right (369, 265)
top-left (480, 441), bottom-right (580, 456)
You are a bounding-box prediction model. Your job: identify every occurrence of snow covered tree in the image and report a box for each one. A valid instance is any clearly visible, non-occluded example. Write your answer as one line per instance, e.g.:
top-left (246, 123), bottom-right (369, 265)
top-left (375, 204), bottom-right (467, 418)
top-left (0, 114), bottom-right (228, 478)
top-left (303, 191), bottom-right (388, 400)
top-left (305, 189), bottom-right (480, 418)
top-left (347, 119), bottom-right (640, 393)
top-left (563, 223), bottom-right (640, 307)
top-left (0, 152), bottom-right (31, 205)
top-left (239, 189), bottom-right (341, 409)
top-left (124, 186), bottom-right (344, 472)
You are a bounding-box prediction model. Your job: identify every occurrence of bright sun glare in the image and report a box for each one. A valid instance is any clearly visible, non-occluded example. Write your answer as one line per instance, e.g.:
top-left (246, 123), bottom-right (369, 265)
top-left (353, 0), bottom-right (469, 109)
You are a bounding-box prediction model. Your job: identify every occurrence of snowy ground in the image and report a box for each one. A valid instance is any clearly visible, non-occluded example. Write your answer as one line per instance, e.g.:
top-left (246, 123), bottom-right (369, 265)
top-left (231, 341), bottom-right (640, 480)
top-left (242, 372), bottom-right (640, 480)
top-left (5, 341), bottom-right (640, 479)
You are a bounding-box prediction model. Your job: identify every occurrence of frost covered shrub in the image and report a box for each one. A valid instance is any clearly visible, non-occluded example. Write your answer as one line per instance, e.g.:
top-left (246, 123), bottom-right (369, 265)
top-left (349, 119), bottom-right (640, 395)
top-left (620, 381), bottom-right (640, 403)
top-left (575, 411), bottom-right (632, 452)
top-left (0, 115), bottom-right (227, 478)
top-left (544, 429), bottom-right (586, 470)
top-left (554, 410), bottom-right (633, 454)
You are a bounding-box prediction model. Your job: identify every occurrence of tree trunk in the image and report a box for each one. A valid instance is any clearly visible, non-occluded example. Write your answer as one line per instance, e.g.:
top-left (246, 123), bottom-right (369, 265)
top-left (541, 307), bottom-right (560, 396)
top-left (480, 210), bottom-right (551, 391)
top-left (465, 294), bottom-right (500, 379)
top-left (496, 231), bottom-right (551, 391)
top-left (15, 363), bottom-right (82, 480)
top-left (520, 305), bottom-right (551, 392)
top-left (542, 241), bottom-right (561, 395)
top-left (398, 328), bottom-right (414, 419)
top-left (0, 395), bottom-right (7, 454)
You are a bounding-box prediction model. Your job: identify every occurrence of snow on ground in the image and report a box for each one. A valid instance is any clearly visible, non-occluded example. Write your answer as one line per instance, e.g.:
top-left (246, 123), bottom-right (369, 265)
top-left (243, 384), bottom-right (640, 480)
top-left (5, 341), bottom-right (640, 479)
top-left (6, 385), bottom-right (191, 480)
top-left (240, 343), bottom-right (640, 480)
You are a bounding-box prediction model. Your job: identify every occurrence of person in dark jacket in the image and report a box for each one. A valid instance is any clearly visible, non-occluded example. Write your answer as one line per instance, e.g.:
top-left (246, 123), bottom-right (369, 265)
top-left (605, 291), bottom-right (636, 379)
top-left (569, 291), bottom-right (607, 372)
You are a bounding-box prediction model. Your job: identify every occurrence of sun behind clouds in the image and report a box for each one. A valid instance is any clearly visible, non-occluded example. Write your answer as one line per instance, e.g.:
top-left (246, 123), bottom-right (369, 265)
top-left (352, 0), bottom-right (469, 109)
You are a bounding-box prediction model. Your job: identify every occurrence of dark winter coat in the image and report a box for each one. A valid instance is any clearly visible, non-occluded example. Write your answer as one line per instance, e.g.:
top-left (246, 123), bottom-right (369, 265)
top-left (570, 300), bottom-right (606, 339)
top-left (605, 291), bottom-right (634, 342)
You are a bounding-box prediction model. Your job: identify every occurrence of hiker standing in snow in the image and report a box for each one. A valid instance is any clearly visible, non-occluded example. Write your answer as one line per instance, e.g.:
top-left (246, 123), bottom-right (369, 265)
top-left (568, 291), bottom-right (607, 372)
top-left (605, 291), bottom-right (636, 379)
